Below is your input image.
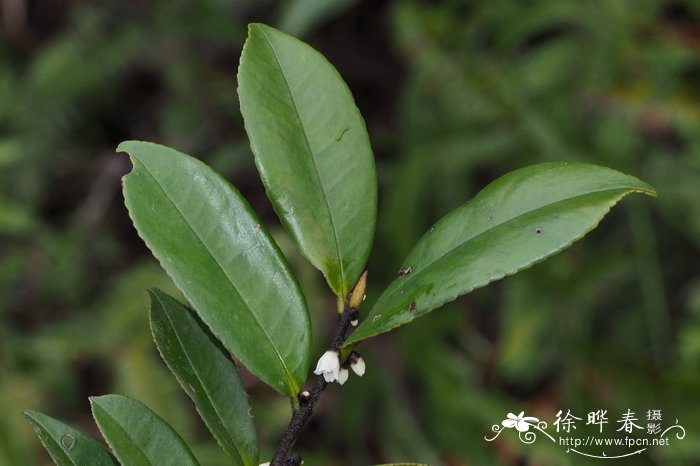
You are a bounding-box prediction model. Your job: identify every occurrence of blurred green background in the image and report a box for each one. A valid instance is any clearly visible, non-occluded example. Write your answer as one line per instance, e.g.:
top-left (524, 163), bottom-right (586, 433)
top-left (2, 0), bottom-right (700, 465)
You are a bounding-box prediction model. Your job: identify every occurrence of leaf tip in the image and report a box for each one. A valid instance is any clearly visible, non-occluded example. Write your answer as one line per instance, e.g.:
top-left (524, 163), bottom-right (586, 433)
top-left (247, 22), bottom-right (262, 32)
top-left (116, 140), bottom-right (167, 160)
top-left (146, 287), bottom-right (163, 300)
top-left (247, 22), bottom-right (272, 36)
top-left (642, 186), bottom-right (658, 197)
top-left (115, 140), bottom-right (138, 156)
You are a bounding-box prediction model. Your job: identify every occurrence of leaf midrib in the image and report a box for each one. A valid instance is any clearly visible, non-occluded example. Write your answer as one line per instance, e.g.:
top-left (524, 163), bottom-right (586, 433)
top-left (133, 161), bottom-right (296, 394)
top-left (258, 26), bottom-right (347, 295)
top-left (155, 294), bottom-right (249, 465)
top-left (379, 186), bottom-right (648, 307)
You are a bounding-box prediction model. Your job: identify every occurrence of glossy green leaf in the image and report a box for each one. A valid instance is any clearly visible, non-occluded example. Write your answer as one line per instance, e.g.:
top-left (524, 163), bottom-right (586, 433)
top-left (23, 411), bottom-right (118, 466)
top-left (119, 140), bottom-right (310, 396)
top-left (346, 163), bottom-right (656, 345)
top-left (148, 289), bottom-right (258, 466)
top-left (90, 395), bottom-right (199, 466)
top-left (238, 23), bottom-right (377, 298)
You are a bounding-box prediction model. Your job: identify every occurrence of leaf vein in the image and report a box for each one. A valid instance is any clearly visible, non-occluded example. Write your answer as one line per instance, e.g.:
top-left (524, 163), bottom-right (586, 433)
top-left (154, 294), bottom-right (248, 464)
top-left (383, 186), bottom-right (648, 304)
top-left (137, 163), bottom-right (296, 393)
top-left (258, 27), bottom-right (347, 295)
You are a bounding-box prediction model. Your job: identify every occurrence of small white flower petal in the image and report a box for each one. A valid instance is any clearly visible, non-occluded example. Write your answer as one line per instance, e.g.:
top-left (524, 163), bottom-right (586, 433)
top-left (337, 367), bottom-right (349, 385)
top-left (313, 350), bottom-right (340, 382)
top-left (315, 351), bottom-right (337, 372)
top-left (350, 357), bottom-right (366, 376)
top-left (259, 463), bottom-right (270, 466)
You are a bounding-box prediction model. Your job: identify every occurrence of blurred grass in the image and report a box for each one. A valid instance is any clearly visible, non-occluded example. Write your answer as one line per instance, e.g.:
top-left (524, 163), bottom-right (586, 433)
top-left (2, 0), bottom-right (700, 465)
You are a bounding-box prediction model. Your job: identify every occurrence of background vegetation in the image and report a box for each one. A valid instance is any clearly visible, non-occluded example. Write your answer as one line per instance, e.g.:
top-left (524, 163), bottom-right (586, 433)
top-left (2, 0), bottom-right (700, 465)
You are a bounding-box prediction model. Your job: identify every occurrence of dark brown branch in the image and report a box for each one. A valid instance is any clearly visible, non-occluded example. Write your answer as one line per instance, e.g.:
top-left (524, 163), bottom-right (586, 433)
top-left (269, 306), bottom-right (359, 466)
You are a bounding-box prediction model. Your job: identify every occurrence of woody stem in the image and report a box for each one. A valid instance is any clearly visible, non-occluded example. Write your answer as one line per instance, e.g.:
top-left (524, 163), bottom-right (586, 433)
top-left (269, 306), bottom-right (359, 466)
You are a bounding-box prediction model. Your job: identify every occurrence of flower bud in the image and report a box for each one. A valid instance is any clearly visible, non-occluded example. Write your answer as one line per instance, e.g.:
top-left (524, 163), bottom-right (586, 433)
top-left (337, 367), bottom-right (349, 385)
top-left (348, 271), bottom-right (367, 309)
top-left (348, 351), bottom-right (366, 377)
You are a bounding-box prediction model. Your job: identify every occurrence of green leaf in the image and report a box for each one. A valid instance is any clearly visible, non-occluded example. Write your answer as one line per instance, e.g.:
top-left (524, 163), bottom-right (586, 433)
top-left (119, 140), bottom-right (311, 396)
top-left (148, 289), bottom-right (258, 466)
top-left (346, 163), bottom-right (656, 345)
top-left (90, 395), bottom-right (199, 466)
top-left (238, 23), bottom-right (377, 298)
top-left (23, 411), bottom-right (118, 466)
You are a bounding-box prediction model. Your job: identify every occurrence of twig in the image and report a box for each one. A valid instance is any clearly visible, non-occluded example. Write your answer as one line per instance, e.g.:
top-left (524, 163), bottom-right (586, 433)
top-left (269, 305), bottom-right (359, 466)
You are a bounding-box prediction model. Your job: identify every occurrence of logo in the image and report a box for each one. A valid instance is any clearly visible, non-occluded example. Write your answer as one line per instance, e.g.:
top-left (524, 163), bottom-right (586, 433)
top-left (485, 409), bottom-right (686, 459)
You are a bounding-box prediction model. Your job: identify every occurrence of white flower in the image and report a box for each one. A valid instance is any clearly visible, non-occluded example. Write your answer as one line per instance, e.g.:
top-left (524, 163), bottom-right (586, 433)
top-left (349, 351), bottom-right (366, 377)
top-left (259, 463), bottom-right (270, 466)
top-left (313, 349), bottom-right (340, 382)
top-left (337, 367), bottom-right (349, 385)
top-left (502, 411), bottom-right (539, 432)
